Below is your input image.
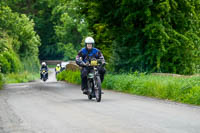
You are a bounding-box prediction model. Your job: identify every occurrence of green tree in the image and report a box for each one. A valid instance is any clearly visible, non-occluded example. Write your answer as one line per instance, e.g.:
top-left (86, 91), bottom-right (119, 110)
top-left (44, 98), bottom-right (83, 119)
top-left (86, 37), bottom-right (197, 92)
top-left (52, 0), bottom-right (90, 60)
top-left (80, 0), bottom-right (200, 74)
top-left (0, 5), bottom-right (41, 73)
top-left (4, 0), bottom-right (90, 60)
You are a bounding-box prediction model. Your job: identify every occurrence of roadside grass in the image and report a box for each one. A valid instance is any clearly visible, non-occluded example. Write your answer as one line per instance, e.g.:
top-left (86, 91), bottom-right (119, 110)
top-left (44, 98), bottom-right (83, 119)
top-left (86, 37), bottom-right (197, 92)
top-left (103, 74), bottom-right (200, 105)
top-left (4, 71), bottom-right (39, 84)
top-left (57, 70), bottom-right (200, 105)
top-left (57, 70), bottom-right (81, 84)
top-left (0, 74), bottom-right (3, 89)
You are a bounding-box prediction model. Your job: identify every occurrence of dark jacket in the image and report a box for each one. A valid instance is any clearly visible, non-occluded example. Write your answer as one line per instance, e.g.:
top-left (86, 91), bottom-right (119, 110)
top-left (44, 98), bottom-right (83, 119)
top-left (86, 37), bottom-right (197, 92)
top-left (40, 65), bottom-right (48, 71)
top-left (76, 48), bottom-right (105, 66)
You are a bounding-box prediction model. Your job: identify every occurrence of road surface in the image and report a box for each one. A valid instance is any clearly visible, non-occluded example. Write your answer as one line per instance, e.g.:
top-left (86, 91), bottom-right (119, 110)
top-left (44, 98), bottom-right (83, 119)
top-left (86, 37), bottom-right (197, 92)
top-left (0, 69), bottom-right (200, 133)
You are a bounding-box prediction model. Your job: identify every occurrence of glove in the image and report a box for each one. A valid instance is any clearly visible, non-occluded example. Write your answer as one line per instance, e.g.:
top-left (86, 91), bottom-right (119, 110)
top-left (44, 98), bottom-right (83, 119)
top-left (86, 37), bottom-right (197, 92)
top-left (80, 61), bottom-right (86, 67)
top-left (101, 61), bottom-right (106, 67)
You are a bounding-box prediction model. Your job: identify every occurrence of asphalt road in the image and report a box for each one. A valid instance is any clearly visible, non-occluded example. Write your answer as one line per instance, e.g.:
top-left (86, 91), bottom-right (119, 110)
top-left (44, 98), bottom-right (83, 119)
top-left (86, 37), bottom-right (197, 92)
top-left (0, 69), bottom-right (200, 133)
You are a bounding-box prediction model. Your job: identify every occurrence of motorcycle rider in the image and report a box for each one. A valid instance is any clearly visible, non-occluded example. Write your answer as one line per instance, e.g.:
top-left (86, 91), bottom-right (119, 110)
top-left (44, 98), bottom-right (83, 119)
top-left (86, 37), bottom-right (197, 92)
top-left (40, 62), bottom-right (48, 79)
top-left (55, 64), bottom-right (61, 74)
top-left (76, 37), bottom-right (106, 94)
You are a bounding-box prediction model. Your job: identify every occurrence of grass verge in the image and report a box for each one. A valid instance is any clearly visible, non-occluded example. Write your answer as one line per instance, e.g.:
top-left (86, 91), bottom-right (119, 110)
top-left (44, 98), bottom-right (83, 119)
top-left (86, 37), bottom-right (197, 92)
top-left (0, 74), bottom-right (3, 89)
top-left (57, 70), bottom-right (200, 105)
top-left (57, 70), bottom-right (81, 84)
top-left (4, 71), bottom-right (39, 84)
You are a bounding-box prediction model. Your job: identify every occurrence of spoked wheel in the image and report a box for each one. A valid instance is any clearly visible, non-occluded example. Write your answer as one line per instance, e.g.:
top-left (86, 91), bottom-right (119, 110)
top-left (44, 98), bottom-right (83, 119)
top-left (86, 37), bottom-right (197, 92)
top-left (42, 74), bottom-right (47, 82)
top-left (87, 80), bottom-right (93, 100)
top-left (88, 95), bottom-right (92, 100)
top-left (95, 76), bottom-right (102, 102)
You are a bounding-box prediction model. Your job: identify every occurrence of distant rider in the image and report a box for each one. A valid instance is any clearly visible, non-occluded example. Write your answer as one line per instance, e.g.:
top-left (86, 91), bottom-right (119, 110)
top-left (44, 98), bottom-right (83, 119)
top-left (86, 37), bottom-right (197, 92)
top-left (40, 62), bottom-right (48, 79)
top-left (55, 64), bottom-right (61, 74)
top-left (76, 37), bottom-right (106, 94)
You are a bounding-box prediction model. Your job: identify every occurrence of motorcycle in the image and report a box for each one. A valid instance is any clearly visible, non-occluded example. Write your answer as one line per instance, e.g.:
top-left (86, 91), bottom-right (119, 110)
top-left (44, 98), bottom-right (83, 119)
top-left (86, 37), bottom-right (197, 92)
top-left (41, 69), bottom-right (48, 82)
top-left (84, 59), bottom-right (105, 102)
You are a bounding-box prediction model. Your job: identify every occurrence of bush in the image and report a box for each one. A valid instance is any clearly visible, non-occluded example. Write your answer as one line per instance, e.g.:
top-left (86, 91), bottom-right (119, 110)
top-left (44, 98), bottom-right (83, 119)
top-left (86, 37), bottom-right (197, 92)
top-left (0, 50), bottom-right (23, 74)
top-left (57, 70), bottom-right (81, 85)
top-left (0, 73), bottom-right (3, 89)
top-left (0, 54), bottom-right (11, 73)
top-left (3, 51), bottom-right (22, 73)
top-left (0, 6), bottom-right (40, 74)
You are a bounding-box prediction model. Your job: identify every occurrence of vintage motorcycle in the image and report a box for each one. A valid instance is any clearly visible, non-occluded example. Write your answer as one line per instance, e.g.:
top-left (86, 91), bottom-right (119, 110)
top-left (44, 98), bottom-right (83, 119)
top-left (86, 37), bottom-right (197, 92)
top-left (84, 59), bottom-right (105, 102)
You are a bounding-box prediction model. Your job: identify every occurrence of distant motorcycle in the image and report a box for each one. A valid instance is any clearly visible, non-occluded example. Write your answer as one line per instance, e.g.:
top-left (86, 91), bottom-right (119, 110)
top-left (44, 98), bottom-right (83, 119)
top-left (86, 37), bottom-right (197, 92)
top-left (84, 59), bottom-right (105, 102)
top-left (41, 69), bottom-right (48, 82)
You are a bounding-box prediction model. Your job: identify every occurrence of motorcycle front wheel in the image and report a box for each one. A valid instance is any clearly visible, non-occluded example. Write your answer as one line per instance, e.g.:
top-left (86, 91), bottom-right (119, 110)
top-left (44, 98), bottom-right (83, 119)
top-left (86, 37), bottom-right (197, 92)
top-left (42, 74), bottom-right (46, 82)
top-left (88, 95), bottom-right (92, 100)
top-left (87, 80), bottom-right (93, 100)
top-left (95, 76), bottom-right (101, 102)
top-left (43, 78), bottom-right (46, 82)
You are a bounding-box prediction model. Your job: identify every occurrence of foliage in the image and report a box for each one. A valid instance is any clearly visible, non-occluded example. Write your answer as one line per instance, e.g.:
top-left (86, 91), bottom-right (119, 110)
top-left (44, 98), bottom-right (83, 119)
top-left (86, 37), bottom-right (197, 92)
top-left (57, 70), bottom-right (81, 84)
top-left (4, 0), bottom-right (89, 60)
top-left (4, 72), bottom-right (39, 84)
top-left (51, 0), bottom-right (90, 60)
top-left (0, 5), bottom-right (40, 74)
top-left (80, 0), bottom-right (200, 74)
top-left (102, 73), bottom-right (200, 105)
top-left (0, 73), bottom-right (3, 89)
top-left (0, 51), bottom-right (22, 74)
top-left (0, 3), bottom-right (41, 87)
top-left (1, 0), bottom-right (200, 75)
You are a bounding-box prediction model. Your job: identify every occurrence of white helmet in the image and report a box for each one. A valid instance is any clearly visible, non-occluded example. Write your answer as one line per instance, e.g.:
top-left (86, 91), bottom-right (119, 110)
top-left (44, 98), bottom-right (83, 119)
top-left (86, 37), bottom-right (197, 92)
top-left (42, 62), bottom-right (46, 66)
top-left (85, 37), bottom-right (95, 44)
top-left (57, 64), bottom-right (60, 67)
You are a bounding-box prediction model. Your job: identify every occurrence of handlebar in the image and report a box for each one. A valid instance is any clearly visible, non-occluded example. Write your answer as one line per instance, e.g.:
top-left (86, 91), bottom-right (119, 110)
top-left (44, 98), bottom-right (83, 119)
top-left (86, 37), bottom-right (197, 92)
top-left (84, 62), bottom-right (106, 67)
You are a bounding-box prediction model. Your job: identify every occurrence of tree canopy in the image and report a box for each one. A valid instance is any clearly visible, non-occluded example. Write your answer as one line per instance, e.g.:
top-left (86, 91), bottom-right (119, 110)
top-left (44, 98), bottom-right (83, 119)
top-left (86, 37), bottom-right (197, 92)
top-left (0, 3), bottom-right (41, 73)
top-left (80, 0), bottom-right (200, 74)
top-left (1, 0), bottom-right (200, 74)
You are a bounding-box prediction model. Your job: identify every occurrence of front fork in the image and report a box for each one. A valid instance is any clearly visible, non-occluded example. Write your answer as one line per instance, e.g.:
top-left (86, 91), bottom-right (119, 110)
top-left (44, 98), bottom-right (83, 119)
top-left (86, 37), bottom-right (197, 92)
top-left (93, 78), bottom-right (97, 90)
top-left (87, 78), bottom-right (98, 95)
top-left (87, 69), bottom-right (99, 92)
top-left (93, 75), bottom-right (100, 90)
